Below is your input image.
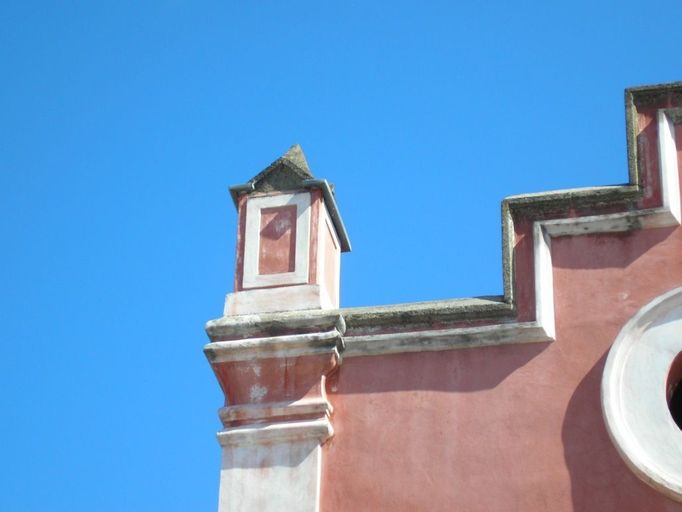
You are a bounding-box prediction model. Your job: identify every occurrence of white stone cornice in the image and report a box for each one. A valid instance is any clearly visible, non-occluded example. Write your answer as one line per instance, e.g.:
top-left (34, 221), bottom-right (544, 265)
top-left (204, 327), bottom-right (344, 363)
top-left (343, 321), bottom-right (552, 357)
top-left (217, 418), bottom-right (334, 447)
top-left (219, 397), bottom-right (333, 426)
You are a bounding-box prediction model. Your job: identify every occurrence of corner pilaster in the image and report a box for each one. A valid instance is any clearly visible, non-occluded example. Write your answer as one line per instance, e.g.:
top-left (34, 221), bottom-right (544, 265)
top-left (204, 315), bottom-right (345, 512)
top-left (205, 145), bottom-right (350, 511)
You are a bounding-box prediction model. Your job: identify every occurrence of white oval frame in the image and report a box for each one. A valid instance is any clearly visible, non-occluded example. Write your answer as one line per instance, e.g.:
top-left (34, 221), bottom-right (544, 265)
top-left (602, 286), bottom-right (682, 501)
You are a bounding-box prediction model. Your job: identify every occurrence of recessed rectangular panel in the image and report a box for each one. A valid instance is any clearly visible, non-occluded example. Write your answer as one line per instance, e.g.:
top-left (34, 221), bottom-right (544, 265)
top-left (242, 192), bottom-right (311, 289)
top-left (258, 206), bottom-right (297, 275)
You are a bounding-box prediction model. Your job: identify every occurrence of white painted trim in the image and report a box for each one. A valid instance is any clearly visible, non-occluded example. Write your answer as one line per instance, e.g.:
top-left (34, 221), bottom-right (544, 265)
top-left (205, 328), bottom-right (343, 363)
top-left (242, 192), bottom-right (311, 289)
top-left (219, 397), bottom-right (333, 425)
top-left (224, 284), bottom-right (326, 316)
top-left (659, 109), bottom-right (682, 223)
top-left (533, 222), bottom-right (555, 340)
top-left (602, 286), bottom-right (682, 501)
top-left (217, 418), bottom-right (334, 447)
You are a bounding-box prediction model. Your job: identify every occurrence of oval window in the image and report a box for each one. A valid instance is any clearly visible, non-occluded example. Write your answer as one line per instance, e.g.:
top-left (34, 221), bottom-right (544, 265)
top-left (602, 286), bottom-right (682, 501)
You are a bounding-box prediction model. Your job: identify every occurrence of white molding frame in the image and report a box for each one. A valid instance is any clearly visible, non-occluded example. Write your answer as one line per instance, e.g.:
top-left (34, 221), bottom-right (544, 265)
top-left (343, 320), bottom-right (550, 357)
top-left (219, 397), bottom-right (333, 426)
top-left (224, 284), bottom-right (327, 316)
top-left (660, 109), bottom-right (682, 224)
top-left (242, 192), bottom-right (311, 289)
top-left (340, 108), bottom-right (682, 356)
top-left (217, 417), bottom-right (333, 447)
top-left (205, 327), bottom-right (344, 363)
top-left (602, 286), bottom-right (682, 501)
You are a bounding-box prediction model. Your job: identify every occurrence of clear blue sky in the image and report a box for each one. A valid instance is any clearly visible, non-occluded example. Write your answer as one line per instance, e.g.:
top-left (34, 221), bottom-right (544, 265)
top-left (1, 2), bottom-right (680, 510)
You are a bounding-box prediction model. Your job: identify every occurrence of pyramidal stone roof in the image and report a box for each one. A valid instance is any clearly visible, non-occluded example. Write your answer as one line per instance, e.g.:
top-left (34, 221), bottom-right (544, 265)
top-left (245, 144), bottom-right (314, 194)
top-left (229, 144), bottom-right (352, 252)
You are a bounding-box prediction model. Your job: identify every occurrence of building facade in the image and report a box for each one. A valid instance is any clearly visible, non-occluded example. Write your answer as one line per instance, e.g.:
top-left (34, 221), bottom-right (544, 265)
top-left (205, 82), bottom-right (682, 511)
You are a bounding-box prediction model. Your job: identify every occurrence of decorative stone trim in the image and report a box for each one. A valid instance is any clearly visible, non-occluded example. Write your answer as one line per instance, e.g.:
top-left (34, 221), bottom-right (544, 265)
top-left (343, 321), bottom-right (552, 357)
top-left (207, 310), bottom-right (347, 340)
top-left (224, 284), bottom-right (331, 316)
top-left (204, 324), bottom-right (345, 363)
top-left (218, 397), bottom-right (333, 427)
top-left (602, 286), bottom-right (682, 502)
top-left (207, 319), bottom-right (343, 512)
top-left (242, 192), bottom-right (311, 289)
top-left (217, 418), bottom-right (334, 447)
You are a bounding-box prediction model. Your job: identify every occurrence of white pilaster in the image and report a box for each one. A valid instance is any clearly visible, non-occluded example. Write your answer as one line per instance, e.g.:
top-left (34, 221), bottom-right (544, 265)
top-left (217, 419), bottom-right (332, 512)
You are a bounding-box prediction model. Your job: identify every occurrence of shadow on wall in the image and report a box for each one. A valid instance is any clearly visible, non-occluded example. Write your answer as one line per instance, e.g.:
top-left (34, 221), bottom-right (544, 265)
top-left (552, 226), bottom-right (676, 270)
top-left (561, 352), bottom-right (682, 512)
top-left (331, 341), bottom-right (548, 395)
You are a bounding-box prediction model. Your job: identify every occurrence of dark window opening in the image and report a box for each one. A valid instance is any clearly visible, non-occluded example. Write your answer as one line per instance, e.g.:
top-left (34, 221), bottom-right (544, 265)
top-left (667, 352), bottom-right (682, 430)
top-left (669, 381), bottom-right (682, 430)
